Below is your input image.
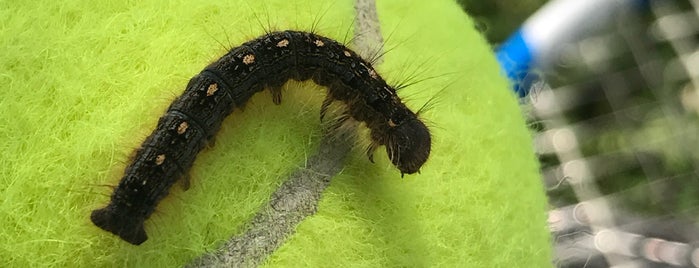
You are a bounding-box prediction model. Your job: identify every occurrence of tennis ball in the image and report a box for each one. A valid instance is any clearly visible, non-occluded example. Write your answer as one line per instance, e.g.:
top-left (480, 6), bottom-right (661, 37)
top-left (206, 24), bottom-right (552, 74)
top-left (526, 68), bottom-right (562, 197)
top-left (0, 0), bottom-right (550, 266)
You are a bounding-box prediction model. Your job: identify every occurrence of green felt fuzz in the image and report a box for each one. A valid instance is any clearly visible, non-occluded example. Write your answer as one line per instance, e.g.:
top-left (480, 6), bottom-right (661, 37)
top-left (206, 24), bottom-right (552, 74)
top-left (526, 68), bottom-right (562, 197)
top-left (0, 0), bottom-right (550, 266)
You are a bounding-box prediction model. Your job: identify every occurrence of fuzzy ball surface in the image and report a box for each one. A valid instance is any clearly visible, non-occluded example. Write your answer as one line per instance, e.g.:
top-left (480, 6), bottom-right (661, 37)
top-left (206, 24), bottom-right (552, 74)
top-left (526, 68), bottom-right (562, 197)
top-left (0, 0), bottom-right (550, 266)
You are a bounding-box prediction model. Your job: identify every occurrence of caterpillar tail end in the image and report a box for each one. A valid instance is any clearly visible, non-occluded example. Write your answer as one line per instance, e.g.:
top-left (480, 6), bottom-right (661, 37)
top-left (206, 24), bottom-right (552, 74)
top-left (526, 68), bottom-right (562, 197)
top-left (90, 207), bottom-right (148, 245)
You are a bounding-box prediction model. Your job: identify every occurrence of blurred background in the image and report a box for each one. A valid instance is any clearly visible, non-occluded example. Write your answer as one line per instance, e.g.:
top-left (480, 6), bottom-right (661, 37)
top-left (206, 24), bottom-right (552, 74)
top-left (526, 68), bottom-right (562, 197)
top-left (457, 0), bottom-right (699, 267)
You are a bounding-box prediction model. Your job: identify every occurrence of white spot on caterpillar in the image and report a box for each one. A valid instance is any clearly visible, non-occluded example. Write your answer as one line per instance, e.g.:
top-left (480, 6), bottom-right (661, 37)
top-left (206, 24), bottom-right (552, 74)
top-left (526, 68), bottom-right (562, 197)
top-left (206, 83), bottom-right (218, 96)
top-left (314, 40), bottom-right (324, 47)
top-left (155, 154), bottom-right (165, 165)
top-left (384, 86), bottom-right (394, 96)
top-left (243, 54), bottom-right (255, 65)
top-left (277, 39), bottom-right (289, 47)
top-left (177, 121), bottom-right (189, 134)
top-left (141, 180), bottom-right (147, 186)
top-left (344, 50), bottom-right (351, 57)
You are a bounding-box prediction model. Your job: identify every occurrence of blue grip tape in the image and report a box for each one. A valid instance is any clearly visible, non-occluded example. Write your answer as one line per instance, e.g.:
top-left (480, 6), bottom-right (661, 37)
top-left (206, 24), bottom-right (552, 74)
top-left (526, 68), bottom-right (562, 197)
top-left (496, 29), bottom-right (534, 98)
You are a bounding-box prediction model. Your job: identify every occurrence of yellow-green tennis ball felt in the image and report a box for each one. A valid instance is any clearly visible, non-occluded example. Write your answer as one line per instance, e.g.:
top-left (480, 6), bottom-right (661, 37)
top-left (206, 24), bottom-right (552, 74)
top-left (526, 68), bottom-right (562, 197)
top-left (0, 0), bottom-right (550, 267)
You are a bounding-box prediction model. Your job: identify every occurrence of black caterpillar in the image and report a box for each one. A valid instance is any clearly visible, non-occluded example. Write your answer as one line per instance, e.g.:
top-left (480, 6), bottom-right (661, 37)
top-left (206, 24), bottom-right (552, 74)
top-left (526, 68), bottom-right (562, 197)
top-left (91, 30), bottom-right (431, 245)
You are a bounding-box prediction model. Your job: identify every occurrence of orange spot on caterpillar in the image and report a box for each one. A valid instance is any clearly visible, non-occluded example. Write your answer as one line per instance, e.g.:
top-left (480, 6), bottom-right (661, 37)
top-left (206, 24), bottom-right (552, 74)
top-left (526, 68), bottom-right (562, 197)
top-left (243, 54), bottom-right (255, 65)
top-left (277, 39), bottom-right (289, 47)
top-left (206, 83), bottom-right (218, 96)
top-left (177, 122), bottom-right (189, 134)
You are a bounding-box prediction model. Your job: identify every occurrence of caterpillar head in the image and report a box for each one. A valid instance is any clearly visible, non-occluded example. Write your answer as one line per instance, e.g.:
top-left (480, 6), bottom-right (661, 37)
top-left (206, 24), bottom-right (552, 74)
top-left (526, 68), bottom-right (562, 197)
top-left (385, 111), bottom-right (431, 176)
